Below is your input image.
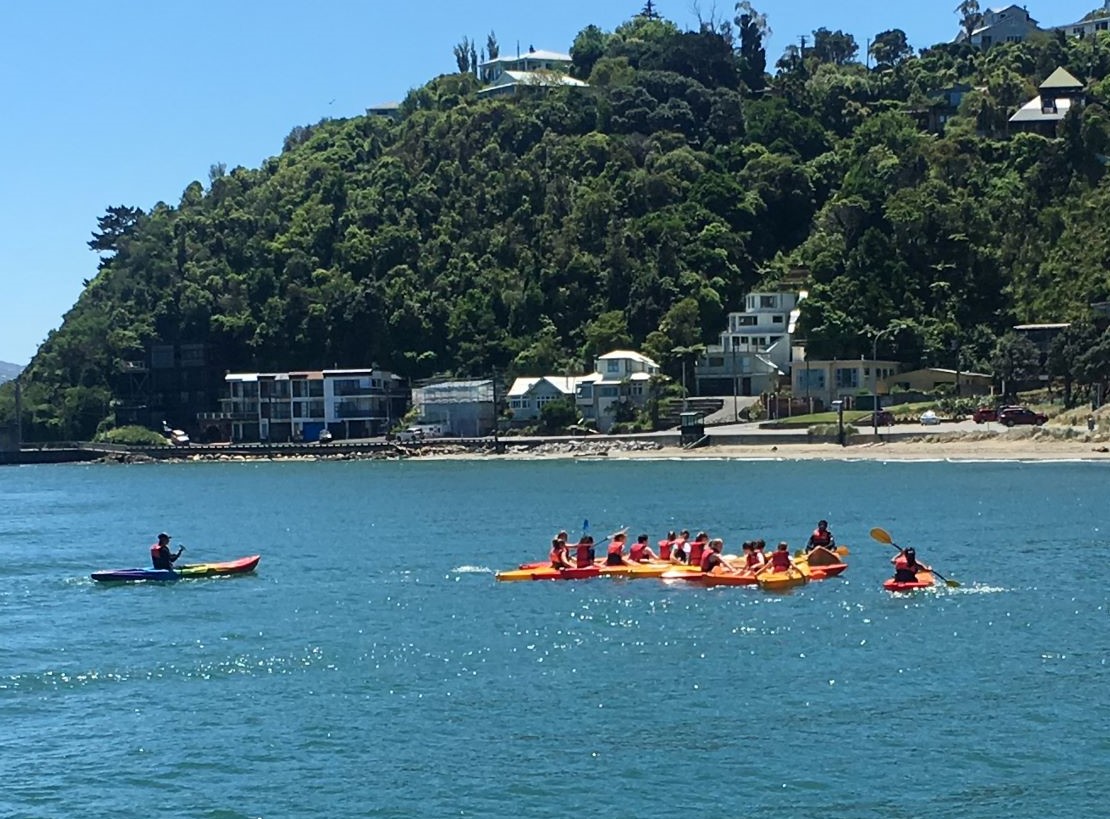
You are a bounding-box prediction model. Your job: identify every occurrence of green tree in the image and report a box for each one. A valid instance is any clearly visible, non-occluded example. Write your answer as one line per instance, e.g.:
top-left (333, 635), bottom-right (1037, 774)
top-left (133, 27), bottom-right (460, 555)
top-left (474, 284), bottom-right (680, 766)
top-left (540, 397), bottom-right (579, 431)
top-left (869, 29), bottom-right (912, 70)
top-left (956, 1), bottom-right (982, 41)
top-left (811, 28), bottom-right (859, 65)
top-left (990, 333), bottom-right (1041, 398)
top-left (734, 2), bottom-right (769, 92)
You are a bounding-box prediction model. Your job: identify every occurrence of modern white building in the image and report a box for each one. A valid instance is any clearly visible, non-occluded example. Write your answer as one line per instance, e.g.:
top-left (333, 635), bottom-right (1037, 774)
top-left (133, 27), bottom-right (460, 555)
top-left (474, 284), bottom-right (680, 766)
top-left (695, 291), bottom-right (803, 398)
top-left (955, 5), bottom-right (1041, 48)
top-left (1052, 2), bottom-right (1110, 38)
top-left (219, 368), bottom-right (406, 442)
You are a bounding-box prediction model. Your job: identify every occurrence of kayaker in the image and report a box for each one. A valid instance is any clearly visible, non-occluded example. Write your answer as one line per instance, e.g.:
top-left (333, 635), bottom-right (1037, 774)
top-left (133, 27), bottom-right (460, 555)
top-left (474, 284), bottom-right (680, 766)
top-left (150, 532), bottom-right (184, 570)
top-left (891, 546), bottom-right (929, 583)
top-left (574, 536), bottom-right (596, 568)
top-left (549, 537), bottom-right (575, 570)
top-left (742, 541), bottom-right (765, 571)
top-left (759, 542), bottom-right (800, 575)
top-left (658, 531), bottom-right (677, 562)
top-left (686, 532), bottom-right (710, 567)
top-left (605, 532), bottom-right (630, 566)
top-left (628, 534), bottom-right (658, 563)
top-left (701, 539), bottom-right (740, 573)
top-left (805, 520), bottom-right (835, 552)
top-left (672, 530), bottom-right (691, 564)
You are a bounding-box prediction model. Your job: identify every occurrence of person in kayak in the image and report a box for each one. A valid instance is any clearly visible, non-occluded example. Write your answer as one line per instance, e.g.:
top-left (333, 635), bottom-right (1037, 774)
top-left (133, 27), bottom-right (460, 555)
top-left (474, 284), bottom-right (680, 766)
top-left (742, 541), bottom-right (765, 571)
top-left (574, 536), bottom-right (596, 568)
top-left (891, 546), bottom-right (929, 583)
top-left (549, 537), bottom-right (575, 570)
top-left (758, 542), bottom-right (801, 575)
top-left (686, 532), bottom-right (710, 567)
top-left (150, 532), bottom-right (184, 570)
top-left (671, 530), bottom-right (690, 564)
top-left (657, 531), bottom-right (677, 562)
top-left (605, 532), bottom-right (630, 566)
top-left (805, 520), bottom-right (835, 552)
top-left (701, 539), bottom-right (740, 573)
top-left (628, 534), bottom-right (659, 563)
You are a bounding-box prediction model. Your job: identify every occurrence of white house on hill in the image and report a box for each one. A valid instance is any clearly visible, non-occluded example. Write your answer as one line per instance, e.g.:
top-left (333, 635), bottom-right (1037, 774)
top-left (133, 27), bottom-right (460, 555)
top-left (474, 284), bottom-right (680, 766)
top-left (506, 376), bottom-right (580, 423)
top-left (955, 5), bottom-right (1041, 48)
top-left (478, 47), bottom-right (588, 98)
top-left (696, 291), bottom-right (803, 398)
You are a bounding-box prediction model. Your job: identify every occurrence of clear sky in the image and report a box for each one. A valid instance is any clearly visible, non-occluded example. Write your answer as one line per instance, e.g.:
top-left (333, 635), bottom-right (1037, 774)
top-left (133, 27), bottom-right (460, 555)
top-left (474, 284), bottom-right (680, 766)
top-left (0, 1), bottom-right (1100, 365)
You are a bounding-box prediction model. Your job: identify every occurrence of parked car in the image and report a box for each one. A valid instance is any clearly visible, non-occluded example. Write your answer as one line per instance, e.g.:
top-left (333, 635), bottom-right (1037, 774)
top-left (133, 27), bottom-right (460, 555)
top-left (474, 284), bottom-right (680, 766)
top-left (997, 406), bottom-right (1048, 427)
top-left (972, 406), bottom-right (998, 424)
top-left (919, 410), bottom-right (941, 426)
top-left (317, 429), bottom-right (334, 443)
top-left (169, 429), bottom-right (190, 446)
top-left (865, 410), bottom-right (895, 426)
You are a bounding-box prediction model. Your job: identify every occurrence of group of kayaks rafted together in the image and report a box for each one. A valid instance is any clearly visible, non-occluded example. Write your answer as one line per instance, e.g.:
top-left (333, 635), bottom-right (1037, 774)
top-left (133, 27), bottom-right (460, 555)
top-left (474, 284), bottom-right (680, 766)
top-left (496, 522), bottom-right (960, 592)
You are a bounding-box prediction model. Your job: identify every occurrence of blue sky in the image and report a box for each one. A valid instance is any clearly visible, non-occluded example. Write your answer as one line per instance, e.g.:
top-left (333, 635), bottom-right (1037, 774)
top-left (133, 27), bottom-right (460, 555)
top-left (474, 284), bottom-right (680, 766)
top-left (0, 1), bottom-right (1100, 365)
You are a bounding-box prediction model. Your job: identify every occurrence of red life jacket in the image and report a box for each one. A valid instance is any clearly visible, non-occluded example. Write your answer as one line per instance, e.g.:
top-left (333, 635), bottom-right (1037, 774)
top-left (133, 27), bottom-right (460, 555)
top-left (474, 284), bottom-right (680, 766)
top-left (658, 540), bottom-right (673, 561)
top-left (575, 543), bottom-right (594, 568)
top-left (771, 550), bottom-right (791, 570)
top-left (629, 542), bottom-right (648, 561)
top-left (550, 545), bottom-right (565, 568)
top-left (607, 541), bottom-right (623, 556)
top-left (700, 551), bottom-right (719, 573)
top-left (687, 540), bottom-right (706, 566)
top-left (745, 551), bottom-right (763, 569)
top-left (810, 528), bottom-right (832, 548)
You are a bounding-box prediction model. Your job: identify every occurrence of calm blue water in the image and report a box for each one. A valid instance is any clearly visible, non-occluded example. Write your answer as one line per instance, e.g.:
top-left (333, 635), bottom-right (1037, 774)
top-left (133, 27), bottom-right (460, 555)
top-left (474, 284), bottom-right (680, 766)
top-left (1, 457), bottom-right (1107, 818)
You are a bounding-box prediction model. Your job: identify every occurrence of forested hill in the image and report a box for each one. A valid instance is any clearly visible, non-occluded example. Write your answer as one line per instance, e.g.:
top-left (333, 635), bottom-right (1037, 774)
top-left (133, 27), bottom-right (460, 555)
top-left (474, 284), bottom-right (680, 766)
top-left (7, 10), bottom-right (1110, 439)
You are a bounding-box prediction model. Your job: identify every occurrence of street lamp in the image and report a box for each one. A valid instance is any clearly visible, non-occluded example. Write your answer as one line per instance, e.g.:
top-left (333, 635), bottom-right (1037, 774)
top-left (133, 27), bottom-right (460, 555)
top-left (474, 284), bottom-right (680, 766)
top-left (871, 325), bottom-right (898, 437)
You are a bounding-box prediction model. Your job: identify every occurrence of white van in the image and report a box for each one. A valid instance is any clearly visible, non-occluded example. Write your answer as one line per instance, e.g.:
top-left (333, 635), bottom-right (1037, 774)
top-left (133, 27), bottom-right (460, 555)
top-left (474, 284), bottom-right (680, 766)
top-left (396, 424), bottom-right (443, 442)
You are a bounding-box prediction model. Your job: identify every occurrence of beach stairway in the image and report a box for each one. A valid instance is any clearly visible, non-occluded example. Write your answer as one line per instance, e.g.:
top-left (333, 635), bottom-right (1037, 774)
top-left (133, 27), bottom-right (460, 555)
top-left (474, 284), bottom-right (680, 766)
top-left (657, 397), bottom-right (724, 429)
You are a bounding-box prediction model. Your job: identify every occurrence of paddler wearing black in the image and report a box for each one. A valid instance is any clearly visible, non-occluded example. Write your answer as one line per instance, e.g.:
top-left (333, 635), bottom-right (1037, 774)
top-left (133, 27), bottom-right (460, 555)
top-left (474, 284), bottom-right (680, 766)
top-left (891, 546), bottom-right (928, 583)
top-left (150, 532), bottom-right (185, 570)
top-left (805, 520), bottom-right (835, 552)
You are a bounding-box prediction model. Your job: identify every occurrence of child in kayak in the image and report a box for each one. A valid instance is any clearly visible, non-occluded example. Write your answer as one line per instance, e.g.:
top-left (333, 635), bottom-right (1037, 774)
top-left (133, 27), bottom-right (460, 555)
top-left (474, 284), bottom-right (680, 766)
top-left (758, 542), bottom-right (802, 575)
top-left (658, 531), bottom-right (677, 562)
top-left (574, 536), bottom-right (596, 568)
top-left (628, 534), bottom-right (659, 563)
top-left (671, 530), bottom-right (690, 564)
top-left (605, 532), bottom-right (630, 566)
top-left (700, 539), bottom-right (740, 574)
top-left (549, 537), bottom-right (575, 570)
top-left (686, 532), bottom-right (710, 567)
top-left (891, 547), bottom-right (928, 583)
top-left (742, 541), bottom-right (765, 571)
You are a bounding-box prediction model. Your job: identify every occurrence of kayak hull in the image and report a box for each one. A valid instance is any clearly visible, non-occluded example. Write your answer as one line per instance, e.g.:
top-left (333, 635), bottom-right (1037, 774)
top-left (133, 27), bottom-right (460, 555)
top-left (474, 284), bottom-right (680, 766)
top-left (496, 566), bottom-right (601, 582)
top-left (600, 562), bottom-right (700, 578)
top-left (91, 555), bottom-right (260, 583)
top-left (796, 547), bottom-right (848, 578)
top-left (883, 571), bottom-right (935, 592)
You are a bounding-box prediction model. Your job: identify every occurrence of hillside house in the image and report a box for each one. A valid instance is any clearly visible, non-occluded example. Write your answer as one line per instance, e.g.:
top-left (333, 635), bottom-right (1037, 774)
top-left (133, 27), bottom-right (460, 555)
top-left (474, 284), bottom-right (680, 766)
top-left (1052, 2), bottom-right (1110, 38)
top-left (793, 358), bottom-right (900, 409)
top-left (1009, 67), bottom-right (1086, 135)
top-left (956, 5), bottom-right (1041, 48)
top-left (477, 47), bottom-right (588, 98)
top-left (695, 291), bottom-right (803, 398)
top-left (576, 351), bottom-right (660, 432)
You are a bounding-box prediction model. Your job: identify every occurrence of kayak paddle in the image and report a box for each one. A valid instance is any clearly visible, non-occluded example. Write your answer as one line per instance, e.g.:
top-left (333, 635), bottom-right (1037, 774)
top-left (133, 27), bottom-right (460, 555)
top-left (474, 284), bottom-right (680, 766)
top-left (869, 527), bottom-right (960, 588)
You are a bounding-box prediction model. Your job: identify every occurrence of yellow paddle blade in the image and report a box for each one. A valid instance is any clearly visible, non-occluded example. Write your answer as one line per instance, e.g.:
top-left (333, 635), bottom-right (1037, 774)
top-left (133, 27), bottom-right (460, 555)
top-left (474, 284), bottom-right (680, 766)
top-left (944, 579), bottom-right (961, 588)
top-left (869, 527), bottom-right (893, 545)
top-left (836, 546), bottom-right (850, 556)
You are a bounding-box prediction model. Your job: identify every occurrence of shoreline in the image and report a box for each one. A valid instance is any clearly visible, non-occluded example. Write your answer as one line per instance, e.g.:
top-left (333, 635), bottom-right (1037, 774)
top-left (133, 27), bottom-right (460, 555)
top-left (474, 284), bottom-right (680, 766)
top-left (9, 428), bottom-right (1110, 466)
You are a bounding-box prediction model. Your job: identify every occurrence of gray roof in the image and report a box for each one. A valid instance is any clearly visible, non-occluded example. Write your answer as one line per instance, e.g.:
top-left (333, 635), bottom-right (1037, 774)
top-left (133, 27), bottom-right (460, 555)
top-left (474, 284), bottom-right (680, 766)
top-left (1040, 67), bottom-right (1083, 91)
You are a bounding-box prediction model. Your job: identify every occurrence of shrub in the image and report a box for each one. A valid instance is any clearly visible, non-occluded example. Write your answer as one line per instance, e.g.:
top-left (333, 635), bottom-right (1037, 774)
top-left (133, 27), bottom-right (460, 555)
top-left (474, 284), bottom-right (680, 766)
top-left (94, 425), bottom-right (170, 446)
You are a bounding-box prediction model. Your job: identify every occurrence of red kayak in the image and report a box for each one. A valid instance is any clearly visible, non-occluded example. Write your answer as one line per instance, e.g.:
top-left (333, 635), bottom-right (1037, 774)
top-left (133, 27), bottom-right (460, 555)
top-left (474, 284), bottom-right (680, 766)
top-left (883, 571), bottom-right (935, 592)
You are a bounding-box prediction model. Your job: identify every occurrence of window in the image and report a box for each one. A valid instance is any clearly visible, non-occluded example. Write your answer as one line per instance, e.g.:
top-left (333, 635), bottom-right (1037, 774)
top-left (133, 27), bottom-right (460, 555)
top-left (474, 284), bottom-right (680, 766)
top-left (606, 360), bottom-right (621, 373)
top-left (1098, 21), bottom-right (1108, 31)
top-left (835, 368), bottom-right (859, 389)
top-left (739, 336), bottom-right (749, 345)
top-left (735, 315), bottom-right (757, 328)
top-left (599, 386), bottom-right (619, 397)
top-left (796, 369), bottom-right (824, 389)
top-left (772, 315), bottom-right (784, 323)
top-left (631, 385), bottom-right (643, 396)
top-left (760, 295), bottom-right (777, 308)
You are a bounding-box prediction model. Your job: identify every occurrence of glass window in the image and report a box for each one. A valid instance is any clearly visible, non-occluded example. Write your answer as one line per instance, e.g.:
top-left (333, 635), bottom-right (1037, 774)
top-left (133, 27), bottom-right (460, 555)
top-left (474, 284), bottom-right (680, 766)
top-left (796, 369), bottom-right (824, 389)
top-left (760, 295), bottom-right (777, 308)
top-left (606, 360), bottom-right (621, 373)
top-left (708, 357), bottom-right (724, 367)
top-left (835, 368), bottom-right (859, 389)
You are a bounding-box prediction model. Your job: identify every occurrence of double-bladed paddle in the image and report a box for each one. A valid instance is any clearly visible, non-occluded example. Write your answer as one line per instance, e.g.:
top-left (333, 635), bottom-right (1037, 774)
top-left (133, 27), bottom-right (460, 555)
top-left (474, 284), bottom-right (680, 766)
top-left (869, 527), bottom-right (960, 588)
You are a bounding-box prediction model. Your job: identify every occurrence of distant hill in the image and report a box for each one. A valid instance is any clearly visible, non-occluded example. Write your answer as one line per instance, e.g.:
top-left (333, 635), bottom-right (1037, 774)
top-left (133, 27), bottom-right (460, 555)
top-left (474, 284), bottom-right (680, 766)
top-left (0, 361), bottom-right (22, 384)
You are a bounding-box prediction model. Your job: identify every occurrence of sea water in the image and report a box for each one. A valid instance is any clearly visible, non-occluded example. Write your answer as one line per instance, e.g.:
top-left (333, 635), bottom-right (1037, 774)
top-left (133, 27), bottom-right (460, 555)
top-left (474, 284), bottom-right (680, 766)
top-left (0, 458), bottom-right (1106, 818)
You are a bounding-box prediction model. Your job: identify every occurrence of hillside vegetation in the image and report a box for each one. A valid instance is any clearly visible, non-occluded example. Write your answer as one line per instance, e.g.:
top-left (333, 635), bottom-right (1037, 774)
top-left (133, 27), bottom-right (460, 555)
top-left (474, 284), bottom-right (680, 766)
top-left (6, 9), bottom-right (1110, 439)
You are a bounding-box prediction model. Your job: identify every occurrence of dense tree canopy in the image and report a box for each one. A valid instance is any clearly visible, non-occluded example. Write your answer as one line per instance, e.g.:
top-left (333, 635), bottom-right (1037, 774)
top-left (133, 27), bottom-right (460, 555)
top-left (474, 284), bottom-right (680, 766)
top-left (7, 9), bottom-right (1110, 438)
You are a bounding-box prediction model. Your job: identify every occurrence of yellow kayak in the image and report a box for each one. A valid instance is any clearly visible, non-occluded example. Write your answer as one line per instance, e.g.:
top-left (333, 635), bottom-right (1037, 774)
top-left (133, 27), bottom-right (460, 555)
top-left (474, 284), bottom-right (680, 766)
top-left (757, 565), bottom-right (809, 591)
top-left (601, 561), bottom-right (701, 578)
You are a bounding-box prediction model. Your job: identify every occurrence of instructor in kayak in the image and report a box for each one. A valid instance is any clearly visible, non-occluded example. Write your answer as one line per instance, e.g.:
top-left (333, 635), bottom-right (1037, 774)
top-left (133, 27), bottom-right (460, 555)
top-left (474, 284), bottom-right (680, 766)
top-left (805, 520), bottom-right (835, 552)
top-left (150, 532), bottom-right (185, 570)
top-left (890, 546), bottom-right (929, 583)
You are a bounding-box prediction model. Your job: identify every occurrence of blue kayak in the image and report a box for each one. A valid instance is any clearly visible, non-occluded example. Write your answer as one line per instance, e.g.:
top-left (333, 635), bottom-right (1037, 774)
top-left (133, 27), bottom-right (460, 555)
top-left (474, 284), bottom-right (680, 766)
top-left (91, 555), bottom-right (260, 582)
